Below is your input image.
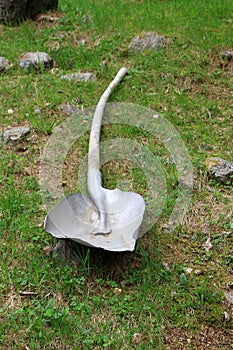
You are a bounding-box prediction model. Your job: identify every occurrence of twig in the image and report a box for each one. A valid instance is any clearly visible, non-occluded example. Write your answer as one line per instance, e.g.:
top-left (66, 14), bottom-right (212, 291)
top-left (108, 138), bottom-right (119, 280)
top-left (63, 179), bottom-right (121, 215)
top-left (19, 291), bottom-right (38, 296)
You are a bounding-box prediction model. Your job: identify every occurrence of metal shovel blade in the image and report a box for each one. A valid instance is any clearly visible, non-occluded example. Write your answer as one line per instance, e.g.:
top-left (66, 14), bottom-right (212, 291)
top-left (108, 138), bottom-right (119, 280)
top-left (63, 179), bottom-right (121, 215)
top-left (44, 68), bottom-right (146, 252)
top-left (44, 189), bottom-right (145, 252)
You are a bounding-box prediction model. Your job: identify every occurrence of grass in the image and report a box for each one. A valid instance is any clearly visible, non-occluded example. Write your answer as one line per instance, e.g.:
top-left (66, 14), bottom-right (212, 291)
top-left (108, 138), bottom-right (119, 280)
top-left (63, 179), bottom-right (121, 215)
top-left (1, 0), bottom-right (233, 348)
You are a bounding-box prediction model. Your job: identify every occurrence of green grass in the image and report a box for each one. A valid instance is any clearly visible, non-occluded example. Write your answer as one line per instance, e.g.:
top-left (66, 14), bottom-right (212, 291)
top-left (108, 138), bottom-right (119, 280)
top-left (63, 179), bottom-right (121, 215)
top-left (1, 0), bottom-right (233, 348)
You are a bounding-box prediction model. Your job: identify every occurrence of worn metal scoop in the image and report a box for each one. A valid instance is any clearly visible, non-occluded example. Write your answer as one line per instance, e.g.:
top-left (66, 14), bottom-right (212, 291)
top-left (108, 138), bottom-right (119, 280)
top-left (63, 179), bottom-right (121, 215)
top-left (44, 68), bottom-right (145, 251)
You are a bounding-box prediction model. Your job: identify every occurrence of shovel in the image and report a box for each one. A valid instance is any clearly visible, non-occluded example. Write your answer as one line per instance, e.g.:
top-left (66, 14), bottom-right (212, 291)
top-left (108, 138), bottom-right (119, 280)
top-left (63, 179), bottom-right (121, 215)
top-left (44, 67), bottom-right (145, 251)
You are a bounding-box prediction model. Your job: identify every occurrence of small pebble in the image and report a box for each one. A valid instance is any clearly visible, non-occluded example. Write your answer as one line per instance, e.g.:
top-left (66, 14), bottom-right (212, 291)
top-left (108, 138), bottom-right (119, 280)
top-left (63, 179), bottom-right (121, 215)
top-left (7, 109), bottom-right (14, 115)
top-left (221, 50), bottom-right (233, 62)
top-left (113, 288), bottom-right (122, 293)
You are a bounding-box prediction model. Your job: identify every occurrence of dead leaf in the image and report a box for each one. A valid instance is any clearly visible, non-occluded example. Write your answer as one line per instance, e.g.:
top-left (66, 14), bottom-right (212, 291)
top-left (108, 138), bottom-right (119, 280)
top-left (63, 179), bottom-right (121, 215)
top-left (35, 11), bottom-right (63, 23)
top-left (162, 261), bottom-right (170, 272)
top-left (206, 157), bottom-right (220, 170)
top-left (132, 333), bottom-right (143, 345)
top-left (113, 288), bottom-right (122, 293)
top-left (7, 159), bottom-right (14, 167)
top-left (7, 109), bottom-right (14, 115)
top-left (225, 292), bottom-right (233, 305)
top-left (224, 311), bottom-right (231, 321)
top-left (183, 267), bottom-right (193, 275)
top-left (43, 246), bottom-right (52, 255)
top-left (202, 235), bottom-right (213, 252)
top-left (41, 204), bottom-right (47, 212)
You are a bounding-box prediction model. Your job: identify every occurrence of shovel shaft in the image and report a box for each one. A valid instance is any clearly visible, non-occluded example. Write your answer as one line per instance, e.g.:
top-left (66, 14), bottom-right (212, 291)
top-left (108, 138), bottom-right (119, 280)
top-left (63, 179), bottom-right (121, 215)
top-left (88, 67), bottom-right (127, 171)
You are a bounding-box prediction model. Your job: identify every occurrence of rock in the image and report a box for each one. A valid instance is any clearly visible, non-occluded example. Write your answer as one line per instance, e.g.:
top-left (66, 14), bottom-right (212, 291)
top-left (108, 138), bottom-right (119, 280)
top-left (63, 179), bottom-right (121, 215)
top-left (18, 52), bottom-right (54, 70)
top-left (61, 72), bottom-right (96, 82)
top-left (225, 292), bottom-right (233, 305)
top-left (221, 50), bottom-right (233, 62)
top-left (207, 157), bottom-right (233, 184)
top-left (3, 126), bottom-right (30, 144)
top-left (7, 108), bottom-right (14, 115)
top-left (0, 56), bottom-right (11, 72)
top-left (129, 32), bottom-right (165, 52)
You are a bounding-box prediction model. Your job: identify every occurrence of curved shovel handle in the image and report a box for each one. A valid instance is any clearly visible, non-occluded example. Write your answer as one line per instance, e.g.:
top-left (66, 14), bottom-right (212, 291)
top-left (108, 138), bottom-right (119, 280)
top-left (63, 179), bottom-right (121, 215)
top-left (88, 67), bottom-right (127, 171)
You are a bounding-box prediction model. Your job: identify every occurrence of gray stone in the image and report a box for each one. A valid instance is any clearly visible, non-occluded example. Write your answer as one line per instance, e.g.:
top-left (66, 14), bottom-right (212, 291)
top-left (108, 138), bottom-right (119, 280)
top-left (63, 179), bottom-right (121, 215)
top-left (129, 32), bottom-right (165, 52)
top-left (0, 56), bottom-right (11, 72)
top-left (3, 126), bottom-right (30, 144)
top-left (61, 72), bottom-right (96, 82)
top-left (221, 50), bottom-right (233, 62)
top-left (18, 52), bottom-right (54, 70)
top-left (225, 292), bottom-right (233, 305)
top-left (208, 157), bottom-right (233, 184)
